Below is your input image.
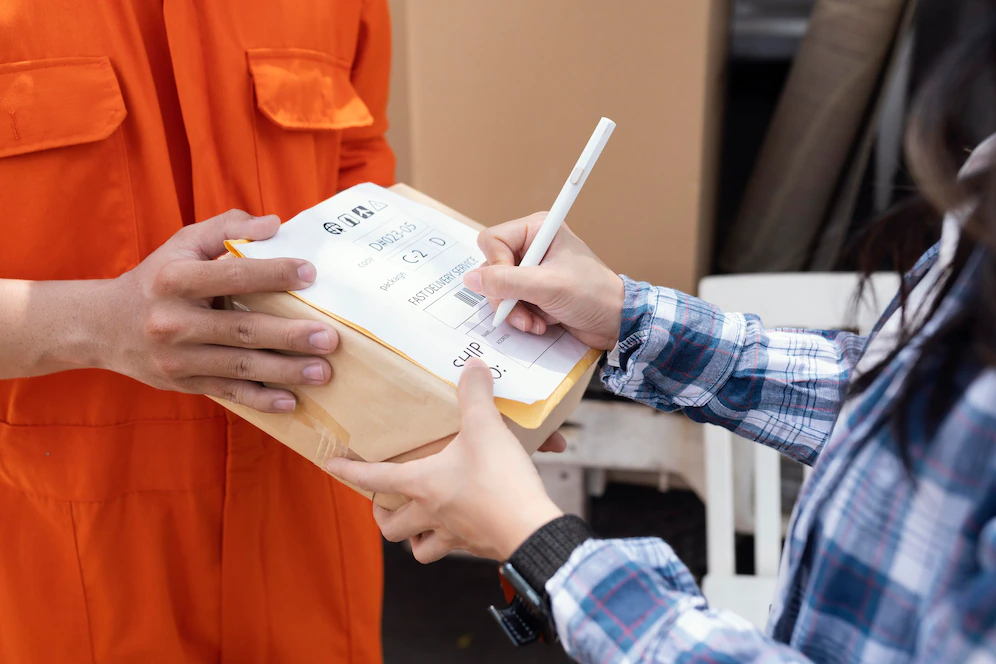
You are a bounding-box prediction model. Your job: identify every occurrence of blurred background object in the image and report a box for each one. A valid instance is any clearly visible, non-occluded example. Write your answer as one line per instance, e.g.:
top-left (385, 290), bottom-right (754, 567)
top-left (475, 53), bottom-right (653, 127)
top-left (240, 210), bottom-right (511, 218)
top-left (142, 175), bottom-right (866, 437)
top-left (720, 0), bottom-right (916, 274)
top-left (731, 0), bottom-right (815, 58)
top-left (379, 0), bottom-right (987, 660)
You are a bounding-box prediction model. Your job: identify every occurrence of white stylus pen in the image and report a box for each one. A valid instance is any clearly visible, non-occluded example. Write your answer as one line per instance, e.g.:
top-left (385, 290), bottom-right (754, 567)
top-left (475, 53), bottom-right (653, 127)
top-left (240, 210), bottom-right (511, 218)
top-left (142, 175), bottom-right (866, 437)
top-left (491, 116), bottom-right (616, 328)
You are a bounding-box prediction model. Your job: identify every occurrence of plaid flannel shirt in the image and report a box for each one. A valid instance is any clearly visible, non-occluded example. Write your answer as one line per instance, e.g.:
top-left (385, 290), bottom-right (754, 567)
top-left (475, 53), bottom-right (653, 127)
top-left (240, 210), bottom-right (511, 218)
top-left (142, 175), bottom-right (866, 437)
top-left (548, 237), bottom-right (996, 663)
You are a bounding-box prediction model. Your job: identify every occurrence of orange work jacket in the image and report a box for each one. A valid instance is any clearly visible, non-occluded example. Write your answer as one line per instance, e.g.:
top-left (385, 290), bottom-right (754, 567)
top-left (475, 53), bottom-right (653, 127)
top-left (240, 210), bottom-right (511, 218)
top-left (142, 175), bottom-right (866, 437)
top-left (0, 1), bottom-right (394, 662)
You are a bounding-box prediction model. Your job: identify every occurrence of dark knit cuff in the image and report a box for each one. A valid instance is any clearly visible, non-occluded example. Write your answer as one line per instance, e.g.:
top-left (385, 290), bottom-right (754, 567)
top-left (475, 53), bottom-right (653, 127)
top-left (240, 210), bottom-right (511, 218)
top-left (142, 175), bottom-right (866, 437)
top-left (508, 515), bottom-right (594, 595)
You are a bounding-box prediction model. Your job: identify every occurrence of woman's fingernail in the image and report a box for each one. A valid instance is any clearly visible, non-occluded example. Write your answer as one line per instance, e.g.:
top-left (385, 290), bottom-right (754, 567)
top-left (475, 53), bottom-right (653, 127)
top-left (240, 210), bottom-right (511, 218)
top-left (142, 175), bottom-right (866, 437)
top-left (509, 314), bottom-right (527, 331)
top-left (310, 330), bottom-right (332, 352)
top-left (303, 363), bottom-right (325, 382)
top-left (465, 357), bottom-right (488, 370)
top-left (273, 398), bottom-right (296, 412)
top-left (298, 262), bottom-right (317, 284)
top-left (463, 270), bottom-right (483, 293)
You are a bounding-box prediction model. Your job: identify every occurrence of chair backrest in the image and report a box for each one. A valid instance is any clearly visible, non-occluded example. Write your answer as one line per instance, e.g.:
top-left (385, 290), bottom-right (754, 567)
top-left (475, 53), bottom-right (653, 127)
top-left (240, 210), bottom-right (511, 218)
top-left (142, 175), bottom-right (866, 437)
top-left (697, 272), bottom-right (900, 617)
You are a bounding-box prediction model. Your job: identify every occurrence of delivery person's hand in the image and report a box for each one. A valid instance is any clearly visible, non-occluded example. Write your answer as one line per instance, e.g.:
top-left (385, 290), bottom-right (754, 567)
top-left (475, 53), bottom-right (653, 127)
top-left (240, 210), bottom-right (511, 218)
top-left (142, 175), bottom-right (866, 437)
top-left (326, 359), bottom-right (563, 563)
top-left (101, 210), bottom-right (336, 413)
top-left (463, 214), bottom-right (624, 350)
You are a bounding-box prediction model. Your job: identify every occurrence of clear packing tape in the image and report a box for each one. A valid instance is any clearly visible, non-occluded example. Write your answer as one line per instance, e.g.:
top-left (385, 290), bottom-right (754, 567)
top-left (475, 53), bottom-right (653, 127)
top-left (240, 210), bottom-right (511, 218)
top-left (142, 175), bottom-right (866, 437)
top-left (295, 391), bottom-right (350, 467)
top-left (294, 390), bottom-right (413, 510)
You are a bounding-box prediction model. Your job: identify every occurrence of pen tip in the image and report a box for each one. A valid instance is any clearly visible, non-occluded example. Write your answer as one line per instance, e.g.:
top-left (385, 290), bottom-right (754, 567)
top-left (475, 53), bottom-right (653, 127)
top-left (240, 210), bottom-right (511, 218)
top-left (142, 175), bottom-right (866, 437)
top-left (492, 302), bottom-right (513, 328)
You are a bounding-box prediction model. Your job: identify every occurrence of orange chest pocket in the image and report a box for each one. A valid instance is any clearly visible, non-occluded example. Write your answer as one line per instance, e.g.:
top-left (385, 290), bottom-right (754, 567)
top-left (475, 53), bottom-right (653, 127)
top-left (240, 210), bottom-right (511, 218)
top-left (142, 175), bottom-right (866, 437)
top-left (0, 56), bottom-right (139, 280)
top-left (246, 48), bottom-right (373, 221)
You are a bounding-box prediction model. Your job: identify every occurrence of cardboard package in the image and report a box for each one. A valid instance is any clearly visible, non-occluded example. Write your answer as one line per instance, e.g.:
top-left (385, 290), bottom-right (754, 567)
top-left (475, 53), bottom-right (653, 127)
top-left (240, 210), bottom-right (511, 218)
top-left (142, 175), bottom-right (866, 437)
top-left (213, 184), bottom-right (600, 510)
top-left (387, 0), bottom-right (730, 295)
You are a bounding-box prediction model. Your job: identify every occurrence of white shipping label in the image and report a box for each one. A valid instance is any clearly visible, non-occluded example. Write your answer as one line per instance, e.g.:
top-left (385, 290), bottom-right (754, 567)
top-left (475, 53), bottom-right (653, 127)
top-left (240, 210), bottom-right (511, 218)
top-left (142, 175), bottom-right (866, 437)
top-left (236, 183), bottom-right (590, 404)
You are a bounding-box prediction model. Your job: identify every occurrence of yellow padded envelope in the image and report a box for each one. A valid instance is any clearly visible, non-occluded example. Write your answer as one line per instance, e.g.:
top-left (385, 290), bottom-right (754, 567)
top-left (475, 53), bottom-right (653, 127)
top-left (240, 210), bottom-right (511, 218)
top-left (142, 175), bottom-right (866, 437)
top-left (224, 183), bottom-right (601, 430)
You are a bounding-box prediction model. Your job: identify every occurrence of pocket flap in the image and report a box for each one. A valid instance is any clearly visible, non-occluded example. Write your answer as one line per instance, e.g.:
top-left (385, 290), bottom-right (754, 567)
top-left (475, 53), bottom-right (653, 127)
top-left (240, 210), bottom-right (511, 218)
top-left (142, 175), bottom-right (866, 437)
top-left (247, 48), bottom-right (374, 131)
top-left (0, 57), bottom-right (127, 159)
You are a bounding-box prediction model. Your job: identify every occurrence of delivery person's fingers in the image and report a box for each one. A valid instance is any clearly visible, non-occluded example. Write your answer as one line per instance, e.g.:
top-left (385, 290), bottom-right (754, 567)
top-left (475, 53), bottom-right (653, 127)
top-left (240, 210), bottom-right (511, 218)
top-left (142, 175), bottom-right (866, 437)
top-left (181, 309), bottom-right (338, 354)
top-left (476, 213), bottom-right (547, 266)
top-left (178, 210), bottom-right (282, 260)
top-left (410, 531), bottom-right (460, 564)
top-left (458, 359), bottom-right (504, 431)
top-left (178, 346), bottom-right (331, 386)
top-left (188, 376), bottom-right (298, 413)
top-left (325, 457), bottom-right (417, 497)
top-left (536, 431), bottom-right (567, 454)
top-left (154, 256), bottom-right (317, 300)
top-left (373, 501), bottom-right (436, 543)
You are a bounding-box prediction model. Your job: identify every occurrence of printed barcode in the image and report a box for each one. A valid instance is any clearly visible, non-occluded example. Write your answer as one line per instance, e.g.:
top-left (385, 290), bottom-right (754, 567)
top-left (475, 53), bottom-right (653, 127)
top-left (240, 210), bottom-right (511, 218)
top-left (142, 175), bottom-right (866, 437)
top-left (453, 288), bottom-right (485, 307)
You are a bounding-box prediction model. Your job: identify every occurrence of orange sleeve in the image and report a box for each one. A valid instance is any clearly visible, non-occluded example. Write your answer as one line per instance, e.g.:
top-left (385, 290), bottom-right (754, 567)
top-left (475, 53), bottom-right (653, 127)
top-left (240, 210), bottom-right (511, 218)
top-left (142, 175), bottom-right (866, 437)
top-left (338, 0), bottom-right (396, 189)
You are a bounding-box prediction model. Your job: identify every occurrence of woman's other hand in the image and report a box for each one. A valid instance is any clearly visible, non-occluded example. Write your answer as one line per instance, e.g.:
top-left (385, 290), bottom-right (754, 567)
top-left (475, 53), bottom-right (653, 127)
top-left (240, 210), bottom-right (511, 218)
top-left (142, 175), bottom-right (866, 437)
top-left (327, 359), bottom-right (563, 563)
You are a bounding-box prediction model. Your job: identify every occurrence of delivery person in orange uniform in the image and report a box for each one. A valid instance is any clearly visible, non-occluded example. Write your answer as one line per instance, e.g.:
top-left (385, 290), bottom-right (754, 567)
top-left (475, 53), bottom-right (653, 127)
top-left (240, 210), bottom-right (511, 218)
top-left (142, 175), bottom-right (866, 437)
top-left (0, 1), bottom-right (393, 662)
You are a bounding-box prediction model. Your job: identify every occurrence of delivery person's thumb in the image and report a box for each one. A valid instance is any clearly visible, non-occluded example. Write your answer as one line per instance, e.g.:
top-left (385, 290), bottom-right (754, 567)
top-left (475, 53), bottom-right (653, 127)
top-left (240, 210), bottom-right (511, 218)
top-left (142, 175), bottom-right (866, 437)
top-left (465, 265), bottom-right (554, 308)
top-left (458, 359), bottom-right (504, 433)
top-left (181, 211), bottom-right (282, 260)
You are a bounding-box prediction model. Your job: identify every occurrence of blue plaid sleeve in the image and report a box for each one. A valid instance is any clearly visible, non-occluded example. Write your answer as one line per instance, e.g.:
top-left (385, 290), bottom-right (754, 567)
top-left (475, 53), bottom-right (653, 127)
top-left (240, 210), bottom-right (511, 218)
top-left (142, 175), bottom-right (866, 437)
top-left (548, 538), bottom-right (813, 663)
top-left (601, 278), bottom-right (866, 465)
top-left (548, 517), bottom-right (996, 663)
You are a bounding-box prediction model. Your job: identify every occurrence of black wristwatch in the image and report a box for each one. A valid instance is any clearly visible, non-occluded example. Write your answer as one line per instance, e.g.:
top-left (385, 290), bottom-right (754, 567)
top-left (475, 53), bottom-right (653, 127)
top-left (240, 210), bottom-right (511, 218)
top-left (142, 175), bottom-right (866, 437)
top-left (488, 560), bottom-right (558, 647)
top-left (487, 514), bottom-right (594, 647)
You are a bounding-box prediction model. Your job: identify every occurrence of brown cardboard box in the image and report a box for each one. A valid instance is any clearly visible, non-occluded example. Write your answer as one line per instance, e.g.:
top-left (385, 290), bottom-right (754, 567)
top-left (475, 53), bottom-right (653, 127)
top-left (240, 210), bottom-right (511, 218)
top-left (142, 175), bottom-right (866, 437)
top-left (387, 0), bottom-right (730, 294)
top-left (212, 185), bottom-right (599, 510)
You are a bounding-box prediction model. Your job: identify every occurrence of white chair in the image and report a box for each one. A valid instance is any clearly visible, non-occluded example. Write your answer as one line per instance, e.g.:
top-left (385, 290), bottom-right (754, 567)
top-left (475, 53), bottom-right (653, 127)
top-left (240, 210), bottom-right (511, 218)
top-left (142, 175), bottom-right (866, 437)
top-left (699, 272), bottom-right (900, 628)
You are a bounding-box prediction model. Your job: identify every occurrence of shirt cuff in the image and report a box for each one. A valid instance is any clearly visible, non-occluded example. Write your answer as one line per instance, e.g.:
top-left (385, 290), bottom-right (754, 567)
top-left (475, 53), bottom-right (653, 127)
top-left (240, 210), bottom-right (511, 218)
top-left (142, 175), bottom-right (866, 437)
top-left (600, 275), bottom-right (748, 410)
top-left (600, 275), bottom-right (667, 397)
top-left (507, 515), bottom-right (593, 595)
top-left (606, 342), bottom-right (622, 368)
top-left (604, 275), bottom-right (654, 369)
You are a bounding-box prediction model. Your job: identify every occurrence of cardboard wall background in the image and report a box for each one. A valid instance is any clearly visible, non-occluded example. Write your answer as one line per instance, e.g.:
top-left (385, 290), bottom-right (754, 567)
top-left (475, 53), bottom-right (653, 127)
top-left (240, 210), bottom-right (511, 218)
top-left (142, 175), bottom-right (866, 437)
top-left (386, 0), bottom-right (730, 294)
top-left (387, 0), bottom-right (413, 185)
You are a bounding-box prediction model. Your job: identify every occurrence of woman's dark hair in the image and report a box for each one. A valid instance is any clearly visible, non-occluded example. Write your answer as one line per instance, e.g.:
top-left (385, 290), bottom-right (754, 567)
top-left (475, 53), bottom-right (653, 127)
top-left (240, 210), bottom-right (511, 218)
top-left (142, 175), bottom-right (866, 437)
top-left (849, 3), bottom-right (996, 466)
